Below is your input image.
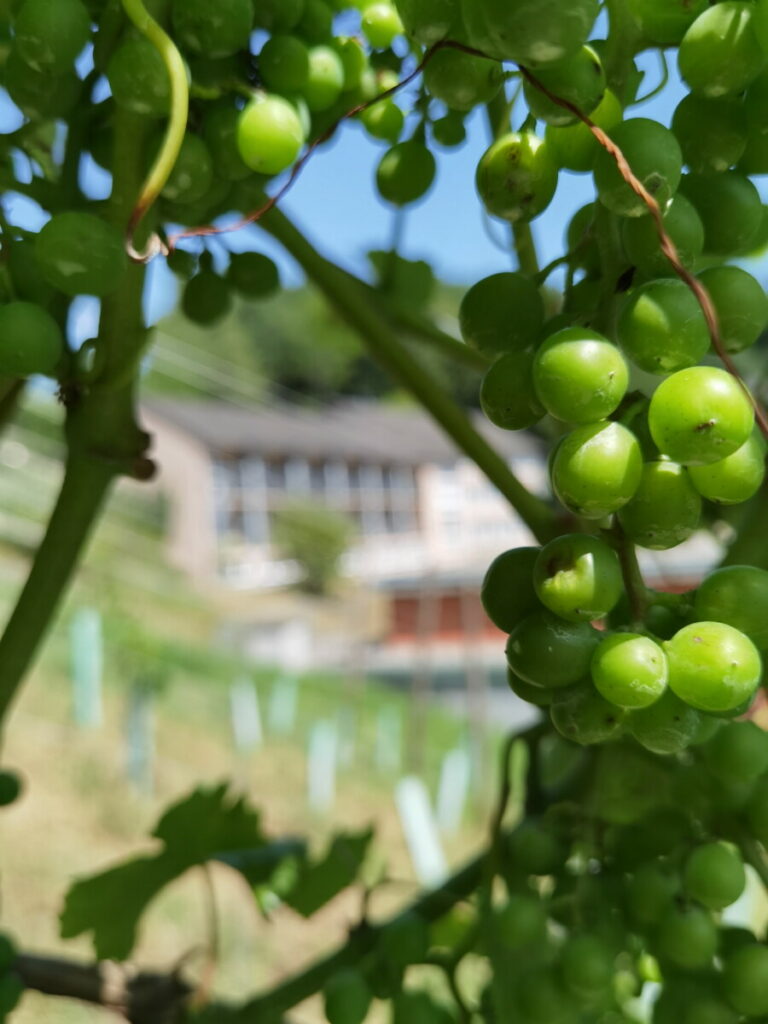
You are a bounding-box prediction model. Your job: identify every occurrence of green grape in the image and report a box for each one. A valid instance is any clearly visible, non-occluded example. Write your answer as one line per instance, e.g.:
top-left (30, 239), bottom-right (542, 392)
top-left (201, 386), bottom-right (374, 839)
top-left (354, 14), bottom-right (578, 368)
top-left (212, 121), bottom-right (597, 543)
top-left (665, 621), bottom-right (761, 712)
top-left (302, 44), bottom-right (344, 110)
top-left (628, 0), bottom-right (708, 46)
top-left (162, 177), bottom-right (233, 227)
top-left (171, 0), bottom-right (252, 56)
top-left (618, 462), bottom-right (702, 550)
top-left (679, 172), bottom-right (763, 256)
top-left (0, 302), bottom-right (62, 377)
top-left (161, 134), bottom-right (214, 204)
top-left (697, 266), bottom-right (768, 355)
top-left (36, 212), bottom-right (125, 298)
top-left (459, 272), bottom-right (544, 355)
top-left (739, 67), bottom-right (768, 174)
top-left (14, 0), bottom-right (90, 74)
top-left (475, 132), bottom-right (558, 224)
top-left (694, 566), bottom-right (768, 650)
top-left (202, 103), bottom-right (252, 182)
top-left (253, 0), bottom-right (304, 31)
top-left (0, 973), bottom-right (23, 1016)
top-left (431, 110), bottom-right (465, 147)
top-left (236, 94), bottom-right (305, 175)
top-left (522, 45), bottom-right (605, 127)
top-left (617, 279), bottom-right (709, 375)
top-left (678, 1), bottom-right (764, 98)
top-left (0, 770), bottom-right (22, 807)
top-left (166, 248), bottom-right (197, 279)
top-left (648, 367), bottom-right (755, 466)
top-left (333, 37), bottom-right (367, 90)
top-left (625, 860), bottom-right (680, 927)
top-left (565, 203), bottom-right (600, 274)
top-left (671, 95), bottom-right (747, 174)
top-left (561, 934), bottom-right (613, 997)
top-left (480, 351), bottom-right (545, 431)
top-left (4, 45), bottom-right (79, 118)
top-left (722, 945), bottom-right (768, 1017)
top-left (533, 533), bottom-right (622, 623)
top-left (590, 741), bottom-right (671, 824)
top-left (689, 432), bottom-right (766, 506)
top-left (621, 195), bottom-right (704, 278)
top-left (361, 951), bottom-right (402, 1001)
top-left (551, 421), bottom-right (643, 520)
top-left (550, 682), bottom-right (626, 745)
top-left (422, 48), bottom-right (502, 112)
top-left (610, 808), bottom-right (690, 867)
top-left (720, 927), bottom-right (758, 957)
top-left (689, 714), bottom-right (721, 746)
top-left (491, 893), bottom-right (548, 950)
top-left (562, 276), bottom-right (601, 323)
top-left (323, 969), bottom-right (372, 1024)
top-left (296, 0), bottom-right (333, 42)
top-left (481, 546), bottom-right (540, 632)
top-left (629, 689), bottom-right (701, 754)
top-left (226, 252), bottom-right (280, 299)
top-left (182, 271), bottom-right (232, 325)
top-left (594, 119), bottom-right (683, 218)
top-left (361, 2), bottom-right (403, 48)
top-left (746, 776), bottom-right (768, 846)
top-left (259, 34), bottom-right (309, 92)
top-left (376, 139), bottom-right (436, 205)
top-left (533, 327), bottom-right (628, 423)
top-left (359, 99), bottom-right (404, 143)
top-left (545, 88), bottom-right (622, 174)
top-left (508, 818), bottom-right (567, 874)
top-left (517, 968), bottom-right (573, 1023)
top-left (392, 991), bottom-right (455, 1024)
top-left (538, 732), bottom-right (587, 788)
top-left (683, 998), bottom-right (739, 1024)
top-left (505, 610), bottom-right (599, 689)
top-left (656, 902), bottom-right (718, 969)
top-left (507, 668), bottom-right (554, 707)
top-left (378, 911), bottom-right (429, 967)
top-left (7, 237), bottom-right (54, 306)
top-left (591, 633), bottom-right (668, 710)
top-left (107, 37), bottom-right (170, 117)
top-left (394, 0), bottom-right (460, 45)
top-left (461, 0), bottom-right (599, 65)
top-left (683, 842), bottom-right (745, 910)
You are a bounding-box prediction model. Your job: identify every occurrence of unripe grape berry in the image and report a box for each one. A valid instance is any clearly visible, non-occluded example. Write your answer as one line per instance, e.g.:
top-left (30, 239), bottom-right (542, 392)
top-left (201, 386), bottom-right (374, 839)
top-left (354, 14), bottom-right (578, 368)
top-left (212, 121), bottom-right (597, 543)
top-left (678, 1), bottom-right (764, 98)
top-left (683, 842), bottom-right (745, 910)
top-left (7, 238), bottom-right (55, 307)
top-left (333, 37), bottom-right (367, 91)
top-left (226, 252), bottom-right (280, 299)
top-left (475, 132), bottom-right (558, 223)
top-left (665, 621), bottom-right (761, 712)
top-left (14, 0), bottom-right (90, 74)
top-left (481, 546), bottom-right (540, 633)
top-left (4, 46), bottom-right (80, 120)
top-left (551, 421), bottom-right (643, 520)
top-left (361, 3), bottom-right (403, 48)
top-left (648, 367), bottom-right (755, 466)
top-left (378, 911), bottom-right (428, 967)
top-left (565, 203), bottom-right (600, 274)
top-left (618, 279), bottom-right (709, 375)
top-left (376, 140), bottom-right (436, 206)
top-left (689, 433), bottom-right (766, 506)
top-left (533, 327), bottom-right (628, 423)
top-left (182, 272), bottom-right (232, 326)
top-left (259, 34), bottom-right (310, 93)
top-left (697, 266), bottom-right (768, 355)
top-left (323, 969), bottom-right (372, 1024)
top-left (746, 776), bottom-right (768, 846)
top-left (545, 88), bottom-right (622, 174)
top-left (296, 0), bottom-right (333, 44)
top-left (253, 0), bottom-right (304, 31)
top-left (459, 272), bottom-right (543, 355)
top-left (202, 103), bottom-right (252, 182)
top-left (0, 302), bottom-right (63, 377)
top-left (393, 0), bottom-right (460, 44)
top-left (671, 94), bottom-right (748, 174)
top-left (161, 134), bottom-right (213, 204)
top-left (621, 195), bottom-right (704, 278)
top-left (302, 45), bottom-right (345, 110)
top-left (171, 0), bottom-right (253, 57)
top-left (507, 668), bottom-right (554, 707)
top-left (618, 461), bottom-right (701, 550)
top-left (679, 172), bottom-right (763, 256)
top-left (462, 0), bottom-right (599, 65)
top-left (625, 860), bottom-right (680, 926)
top-left (491, 893), bottom-right (547, 949)
top-left (423, 48), bottom-right (502, 112)
top-left (108, 37), bottom-right (171, 117)
top-left (533, 533), bottom-right (622, 623)
top-left (560, 934), bottom-right (613, 997)
top-left (480, 352), bottom-right (545, 431)
top-left (431, 111), bottom-right (466, 148)
top-left (505, 610), bottom-right (599, 689)
top-left (656, 902), bottom-right (718, 969)
top-left (507, 818), bottom-right (567, 874)
top-left (628, 0), bottom-right (708, 46)
top-left (36, 212), bottom-right (125, 297)
top-left (591, 633), bottom-right (668, 709)
top-left (523, 45), bottom-right (605, 127)
top-left (236, 94), bottom-right (305, 175)
top-left (704, 721), bottom-right (768, 781)
top-left (360, 100), bottom-right (404, 143)
top-left (594, 119), bottom-right (682, 218)
top-left (694, 565), bottom-right (768, 650)
top-left (629, 689), bottom-right (701, 754)
top-left (722, 945), bottom-right (768, 1017)
top-left (550, 682), bottom-right (625, 745)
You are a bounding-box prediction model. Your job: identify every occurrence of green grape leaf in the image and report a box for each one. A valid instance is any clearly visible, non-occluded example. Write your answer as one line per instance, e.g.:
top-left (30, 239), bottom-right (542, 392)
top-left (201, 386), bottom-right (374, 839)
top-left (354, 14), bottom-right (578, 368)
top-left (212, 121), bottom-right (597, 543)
top-left (280, 827), bottom-right (374, 917)
top-left (151, 783), bottom-right (264, 863)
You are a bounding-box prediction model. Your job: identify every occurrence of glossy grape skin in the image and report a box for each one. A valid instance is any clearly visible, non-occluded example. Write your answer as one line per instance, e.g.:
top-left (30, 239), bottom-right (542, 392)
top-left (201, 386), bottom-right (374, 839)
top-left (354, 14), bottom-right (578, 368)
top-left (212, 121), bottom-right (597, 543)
top-left (393, 0), bottom-right (460, 44)
top-left (480, 352), bottom-right (545, 431)
top-left (697, 266), bottom-right (768, 355)
top-left (202, 103), bottom-right (252, 182)
top-left (323, 969), bottom-right (371, 1024)
top-left (656, 903), bottom-right (718, 969)
top-left (550, 683), bottom-right (625, 745)
top-left (683, 842), bottom-right (745, 910)
top-left (0, 301), bottom-right (63, 377)
top-left (475, 132), bottom-right (558, 224)
top-left (4, 46), bottom-right (80, 119)
top-left (679, 172), bottom-right (763, 257)
top-left (689, 433), bottom-right (766, 505)
top-left (360, 99), bottom-right (404, 144)
top-left (565, 203), bottom-right (600, 274)
top-left (705, 721), bottom-right (768, 782)
top-left (182, 272), bottom-right (232, 326)
top-left (459, 273), bottom-right (543, 355)
top-left (628, 0), bottom-right (708, 46)
top-left (253, 0), bottom-right (303, 31)
top-left (296, 0), bottom-right (332, 43)
top-left (746, 776), bottom-right (768, 846)
top-left (617, 279), bottom-right (709, 375)
top-left (14, 0), bottom-right (90, 74)
top-left (161, 135), bottom-right (214, 205)
top-left (361, 2), bottom-right (403, 48)
top-left (665, 621), bottom-right (761, 712)
top-left (591, 633), bottom-right (668, 709)
top-left (7, 238), bottom-right (55, 307)
top-left (171, 0), bottom-right (253, 57)
top-left (507, 668), bottom-right (553, 707)
top-left (505, 610), bottom-right (599, 689)
top-left (431, 111), bottom-right (465, 148)
top-left (629, 689), bottom-right (701, 754)
top-left (618, 461), bottom-right (701, 550)
top-left (107, 37), bottom-right (171, 117)
top-left (259, 34), bottom-right (310, 92)
top-left (621, 195), bottom-right (704, 278)
top-left (533, 328), bottom-right (628, 423)
top-left (461, 0), bottom-right (599, 65)
top-left (236, 94), bottom-right (305, 175)
top-left (376, 140), bottom-right (436, 206)
top-left (648, 367), bottom-right (755, 466)
top-left (302, 45), bottom-right (345, 111)
top-left (36, 212), bottom-right (125, 298)
top-left (671, 95), bottom-right (747, 174)
top-left (545, 88), bottom-right (622, 174)
top-left (678, 1), bottom-right (764, 98)
top-left (481, 546), bottom-right (540, 633)
top-left (226, 253), bottom-right (280, 299)
top-left (422, 48), bottom-right (502, 112)
top-left (594, 119), bottom-right (682, 218)
top-left (522, 45), bottom-right (605, 127)
top-left (694, 566), bottom-right (768, 650)
top-left (533, 533), bottom-right (622, 623)
top-left (551, 421), bottom-right (643, 520)
top-left (722, 945), bottom-right (768, 1017)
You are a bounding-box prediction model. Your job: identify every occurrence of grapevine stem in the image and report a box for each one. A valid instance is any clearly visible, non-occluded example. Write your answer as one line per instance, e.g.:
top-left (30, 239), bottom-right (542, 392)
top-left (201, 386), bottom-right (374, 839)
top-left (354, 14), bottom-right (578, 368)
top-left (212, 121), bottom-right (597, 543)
top-left (608, 522), bottom-right (648, 627)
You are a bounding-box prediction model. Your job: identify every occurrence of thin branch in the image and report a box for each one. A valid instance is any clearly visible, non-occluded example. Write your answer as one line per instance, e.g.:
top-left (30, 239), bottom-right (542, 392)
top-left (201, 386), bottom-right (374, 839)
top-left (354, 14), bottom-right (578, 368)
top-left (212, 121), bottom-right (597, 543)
top-left (607, 521), bottom-right (648, 628)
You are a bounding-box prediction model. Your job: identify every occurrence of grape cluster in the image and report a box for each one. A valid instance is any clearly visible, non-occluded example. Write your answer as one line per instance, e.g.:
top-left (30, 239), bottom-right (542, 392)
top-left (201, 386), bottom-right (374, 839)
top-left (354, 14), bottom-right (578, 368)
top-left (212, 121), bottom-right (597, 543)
top-left (0, 934), bottom-right (22, 1023)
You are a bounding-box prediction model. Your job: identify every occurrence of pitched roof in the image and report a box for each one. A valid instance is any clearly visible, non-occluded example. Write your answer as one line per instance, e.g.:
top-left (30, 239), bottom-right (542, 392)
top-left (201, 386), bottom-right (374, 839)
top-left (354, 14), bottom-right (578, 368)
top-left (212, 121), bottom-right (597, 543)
top-left (144, 398), bottom-right (545, 466)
